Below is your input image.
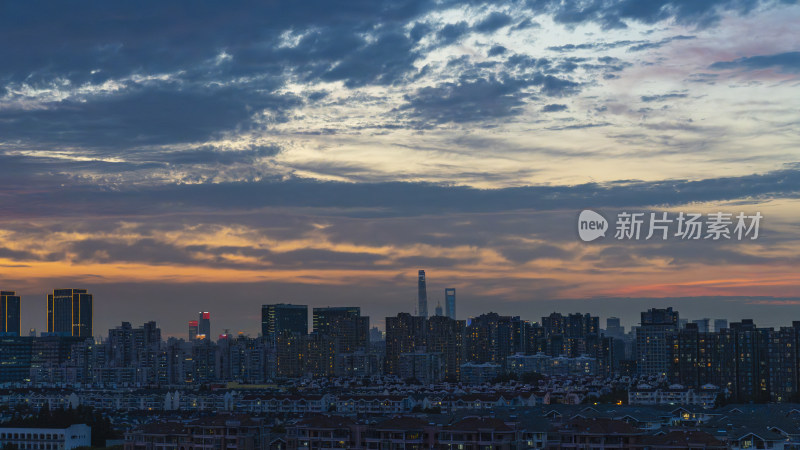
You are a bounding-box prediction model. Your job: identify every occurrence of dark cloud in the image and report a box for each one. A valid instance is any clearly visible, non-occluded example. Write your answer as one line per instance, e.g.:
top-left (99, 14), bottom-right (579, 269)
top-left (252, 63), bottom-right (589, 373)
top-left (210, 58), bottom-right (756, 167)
top-left (627, 35), bottom-right (695, 52)
top-left (0, 86), bottom-right (300, 151)
top-left (399, 66), bottom-right (580, 124)
top-left (269, 248), bottom-right (385, 267)
top-left (410, 22), bottom-right (433, 42)
top-left (534, 73), bottom-right (581, 96)
top-left (318, 29), bottom-right (421, 87)
top-left (436, 21), bottom-right (471, 45)
top-left (710, 51), bottom-right (800, 73)
top-left (546, 122), bottom-right (611, 130)
top-left (0, 0), bottom-right (435, 154)
top-left (547, 40), bottom-right (645, 52)
top-left (488, 45), bottom-right (508, 57)
top-left (400, 76), bottom-right (530, 123)
top-left (542, 103), bottom-right (568, 112)
top-left (392, 255), bottom-right (480, 267)
top-left (474, 12), bottom-right (514, 33)
top-left (0, 0), bottom-right (434, 83)
top-left (2, 165), bottom-right (798, 220)
top-left (511, 18), bottom-right (541, 30)
top-left (527, 0), bottom-right (771, 29)
top-left (498, 242), bottom-right (575, 264)
top-left (640, 93), bottom-right (689, 102)
top-left (68, 238), bottom-right (201, 267)
top-left (158, 145), bottom-right (282, 166)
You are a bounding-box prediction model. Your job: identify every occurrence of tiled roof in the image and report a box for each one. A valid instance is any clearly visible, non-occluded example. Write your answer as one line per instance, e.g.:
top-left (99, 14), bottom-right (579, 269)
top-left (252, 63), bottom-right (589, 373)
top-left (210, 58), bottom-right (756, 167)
top-left (374, 416), bottom-right (429, 430)
top-left (561, 418), bottom-right (643, 435)
top-left (447, 417), bottom-right (513, 432)
top-left (296, 415), bottom-right (357, 429)
top-left (640, 430), bottom-right (726, 447)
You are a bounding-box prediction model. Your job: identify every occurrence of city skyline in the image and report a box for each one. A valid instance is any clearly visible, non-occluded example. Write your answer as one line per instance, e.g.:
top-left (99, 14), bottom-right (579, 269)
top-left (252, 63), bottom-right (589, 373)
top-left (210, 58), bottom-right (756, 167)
top-left (2, 1), bottom-right (800, 445)
top-left (0, 1), bottom-right (798, 341)
top-left (3, 279), bottom-right (798, 338)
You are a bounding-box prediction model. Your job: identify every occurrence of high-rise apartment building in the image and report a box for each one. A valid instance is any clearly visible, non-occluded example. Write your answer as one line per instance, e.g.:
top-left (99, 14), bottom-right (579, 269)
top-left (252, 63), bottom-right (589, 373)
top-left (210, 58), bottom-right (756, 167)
top-left (445, 288), bottom-right (456, 320)
top-left (466, 312), bottom-right (525, 366)
top-left (262, 304), bottom-right (308, 339)
top-left (426, 315), bottom-right (466, 381)
top-left (384, 312), bottom-right (427, 375)
top-left (636, 307), bottom-right (679, 375)
top-left (418, 270), bottom-right (428, 318)
top-left (384, 313), bottom-right (466, 381)
top-left (47, 289), bottom-right (93, 338)
top-left (312, 307), bottom-right (368, 353)
top-left (1, 291), bottom-right (21, 336)
top-left (541, 312), bottom-right (599, 357)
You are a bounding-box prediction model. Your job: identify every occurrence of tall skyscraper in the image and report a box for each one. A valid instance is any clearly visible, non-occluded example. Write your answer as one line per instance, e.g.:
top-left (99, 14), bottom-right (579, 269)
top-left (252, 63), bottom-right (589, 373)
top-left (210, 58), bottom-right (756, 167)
top-left (714, 318), bottom-right (728, 332)
top-left (262, 304), bottom-right (308, 338)
top-left (426, 315), bottom-right (466, 381)
top-left (417, 270), bottom-right (428, 318)
top-left (1, 291), bottom-right (21, 336)
top-left (466, 312), bottom-right (525, 366)
top-left (636, 307), bottom-right (679, 376)
top-left (434, 303), bottom-right (443, 316)
top-left (198, 312), bottom-right (211, 340)
top-left (47, 289), bottom-right (93, 338)
top-left (445, 288), bottom-right (456, 320)
top-left (384, 312), bottom-right (427, 375)
top-left (312, 307), bottom-right (368, 353)
top-left (188, 320), bottom-right (199, 341)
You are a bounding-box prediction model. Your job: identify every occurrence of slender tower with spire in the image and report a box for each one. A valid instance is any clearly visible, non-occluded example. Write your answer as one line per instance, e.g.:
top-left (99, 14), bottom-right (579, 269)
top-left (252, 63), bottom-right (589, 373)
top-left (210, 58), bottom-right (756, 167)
top-left (417, 269), bottom-right (428, 318)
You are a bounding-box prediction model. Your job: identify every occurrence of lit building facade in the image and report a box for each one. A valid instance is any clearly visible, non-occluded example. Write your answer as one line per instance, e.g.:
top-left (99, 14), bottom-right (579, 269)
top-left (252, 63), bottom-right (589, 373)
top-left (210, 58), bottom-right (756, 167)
top-left (1, 291), bottom-right (21, 336)
top-left (46, 289), bottom-right (93, 338)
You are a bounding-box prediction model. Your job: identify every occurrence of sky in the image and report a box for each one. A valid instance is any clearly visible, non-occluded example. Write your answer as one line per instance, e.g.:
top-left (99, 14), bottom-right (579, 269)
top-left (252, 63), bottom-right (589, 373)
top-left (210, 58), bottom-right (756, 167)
top-left (0, 0), bottom-right (799, 338)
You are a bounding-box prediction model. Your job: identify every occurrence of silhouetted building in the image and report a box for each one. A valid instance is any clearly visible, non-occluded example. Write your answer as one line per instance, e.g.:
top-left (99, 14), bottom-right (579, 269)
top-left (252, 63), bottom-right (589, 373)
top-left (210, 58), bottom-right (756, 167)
top-left (107, 321), bottom-right (161, 367)
top-left (262, 303), bottom-right (308, 339)
top-left (369, 326), bottom-right (384, 342)
top-left (541, 312), bottom-right (599, 357)
top-left (605, 317), bottom-right (624, 339)
top-left (192, 339), bottom-right (217, 382)
top-left (636, 307), bottom-right (679, 376)
top-left (466, 312), bottom-right (524, 366)
top-left (312, 307), bottom-right (368, 353)
top-left (1, 291), bottom-right (21, 336)
top-left (445, 288), bottom-right (456, 320)
top-left (0, 335), bottom-right (32, 382)
top-left (426, 315), bottom-right (466, 381)
top-left (418, 270), bottom-right (428, 318)
top-left (305, 332), bottom-right (336, 377)
top-left (669, 323), bottom-right (701, 387)
top-left (198, 312), bottom-right (211, 340)
top-left (47, 289), bottom-right (93, 338)
top-left (188, 320), bottom-right (198, 341)
top-left (274, 331), bottom-right (306, 378)
top-left (384, 312), bottom-right (426, 375)
top-left (399, 351), bottom-right (444, 383)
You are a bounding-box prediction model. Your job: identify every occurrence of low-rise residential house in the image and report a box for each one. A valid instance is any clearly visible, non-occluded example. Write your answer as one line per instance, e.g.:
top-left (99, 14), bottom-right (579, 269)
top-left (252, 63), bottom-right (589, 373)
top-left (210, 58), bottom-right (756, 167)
top-left (0, 424), bottom-right (91, 450)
